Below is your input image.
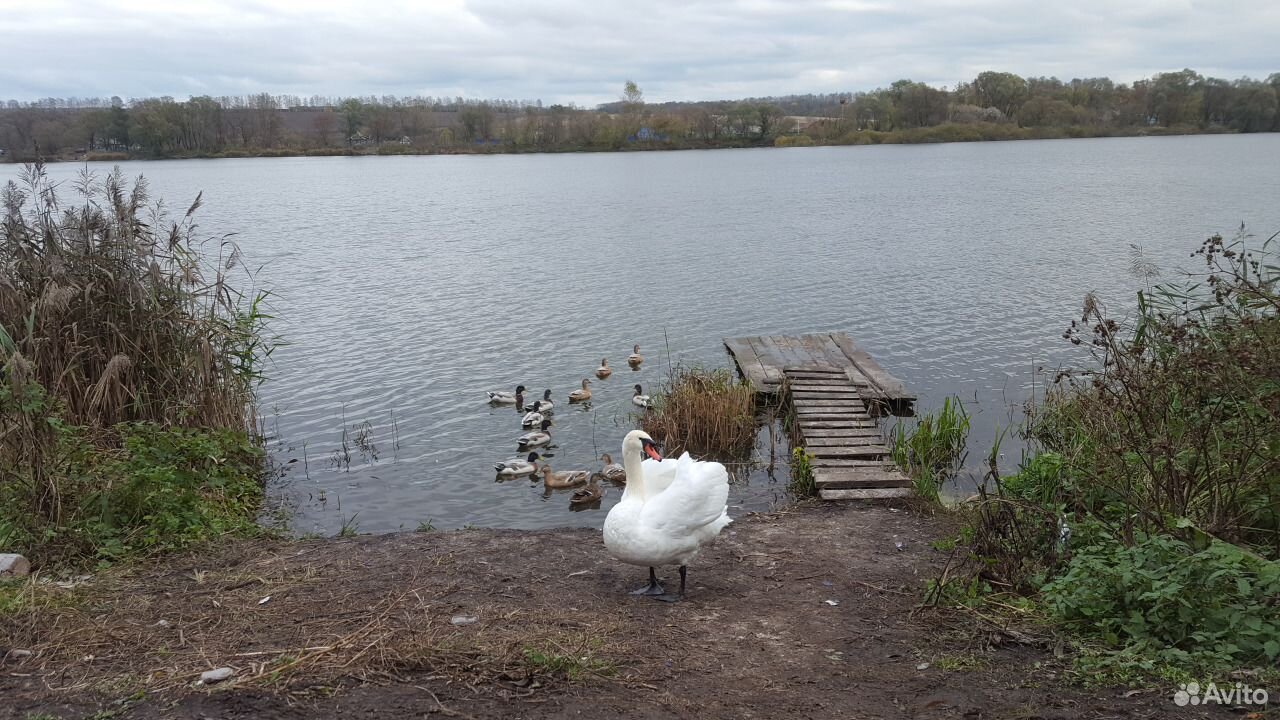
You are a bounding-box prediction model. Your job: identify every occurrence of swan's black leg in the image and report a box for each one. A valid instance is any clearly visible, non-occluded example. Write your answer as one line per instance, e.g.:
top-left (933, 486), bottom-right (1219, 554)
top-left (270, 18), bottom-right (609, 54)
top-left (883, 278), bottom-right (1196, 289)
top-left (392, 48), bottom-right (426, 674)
top-left (655, 565), bottom-right (687, 603)
top-left (629, 567), bottom-right (665, 596)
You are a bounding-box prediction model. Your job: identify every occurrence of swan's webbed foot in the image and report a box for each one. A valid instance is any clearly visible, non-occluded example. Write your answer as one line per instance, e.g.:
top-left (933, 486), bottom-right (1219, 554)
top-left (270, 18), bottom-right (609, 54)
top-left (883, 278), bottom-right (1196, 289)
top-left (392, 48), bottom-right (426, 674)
top-left (629, 567), bottom-right (665, 596)
top-left (650, 566), bottom-right (688, 603)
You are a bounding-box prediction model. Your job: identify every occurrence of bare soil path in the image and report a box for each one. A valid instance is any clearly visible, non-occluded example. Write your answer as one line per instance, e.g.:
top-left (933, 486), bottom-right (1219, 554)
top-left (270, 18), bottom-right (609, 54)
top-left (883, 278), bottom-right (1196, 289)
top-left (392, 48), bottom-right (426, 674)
top-left (2, 502), bottom-right (1226, 719)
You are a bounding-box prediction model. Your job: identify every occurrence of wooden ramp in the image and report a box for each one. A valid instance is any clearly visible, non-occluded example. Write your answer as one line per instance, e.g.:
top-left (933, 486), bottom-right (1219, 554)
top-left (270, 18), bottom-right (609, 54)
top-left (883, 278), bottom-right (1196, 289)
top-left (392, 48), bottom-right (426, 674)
top-left (724, 332), bottom-right (915, 416)
top-left (786, 366), bottom-right (912, 500)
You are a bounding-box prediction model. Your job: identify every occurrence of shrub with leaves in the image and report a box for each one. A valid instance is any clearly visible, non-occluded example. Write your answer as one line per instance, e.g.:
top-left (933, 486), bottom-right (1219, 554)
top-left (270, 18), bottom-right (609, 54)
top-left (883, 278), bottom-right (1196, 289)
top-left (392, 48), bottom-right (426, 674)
top-left (1042, 523), bottom-right (1280, 668)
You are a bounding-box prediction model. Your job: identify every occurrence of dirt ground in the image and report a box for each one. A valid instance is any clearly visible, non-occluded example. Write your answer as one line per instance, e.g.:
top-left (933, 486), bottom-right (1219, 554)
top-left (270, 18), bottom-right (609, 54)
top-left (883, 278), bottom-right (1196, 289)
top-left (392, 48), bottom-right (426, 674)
top-left (1, 501), bottom-right (1240, 719)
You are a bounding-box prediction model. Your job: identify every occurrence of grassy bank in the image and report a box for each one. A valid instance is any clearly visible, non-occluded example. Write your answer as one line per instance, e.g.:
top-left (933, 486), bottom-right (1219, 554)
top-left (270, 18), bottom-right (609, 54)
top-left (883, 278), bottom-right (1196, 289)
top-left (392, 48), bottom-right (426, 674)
top-left (924, 230), bottom-right (1280, 682)
top-left (0, 164), bottom-right (273, 568)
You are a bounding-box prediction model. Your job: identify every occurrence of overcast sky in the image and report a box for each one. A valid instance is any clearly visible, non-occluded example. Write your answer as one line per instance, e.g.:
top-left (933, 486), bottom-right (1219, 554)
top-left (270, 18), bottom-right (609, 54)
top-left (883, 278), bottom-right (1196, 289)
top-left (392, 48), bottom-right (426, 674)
top-left (2, 0), bottom-right (1277, 105)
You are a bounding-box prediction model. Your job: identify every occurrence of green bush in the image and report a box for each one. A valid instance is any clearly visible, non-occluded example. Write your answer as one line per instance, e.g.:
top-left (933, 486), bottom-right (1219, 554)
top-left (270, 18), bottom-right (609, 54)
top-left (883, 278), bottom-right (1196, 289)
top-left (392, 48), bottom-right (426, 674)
top-left (0, 386), bottom-right (264, 564)
top-left (1043, 525), bottom-right (1280, 668)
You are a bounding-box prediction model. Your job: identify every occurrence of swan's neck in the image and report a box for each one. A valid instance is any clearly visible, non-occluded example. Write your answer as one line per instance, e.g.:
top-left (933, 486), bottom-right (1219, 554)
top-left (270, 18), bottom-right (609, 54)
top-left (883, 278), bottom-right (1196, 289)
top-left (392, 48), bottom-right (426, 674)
top-left (621, 447), bottom-right (645, 502)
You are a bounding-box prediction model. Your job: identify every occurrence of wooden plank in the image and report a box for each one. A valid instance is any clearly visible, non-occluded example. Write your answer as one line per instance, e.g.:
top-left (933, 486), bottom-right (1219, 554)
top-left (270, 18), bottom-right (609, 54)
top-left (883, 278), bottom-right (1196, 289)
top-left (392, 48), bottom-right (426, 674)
top-left (785, 371), bottom-right (846, 379)
top-left (800, 436), bottom-right (887, 447)
top-left (829, 333), bottom-right (912, 401)
top-left (792, 391), bottom-right (863, 399)
top-left (811, 458), bottom-right (897, 468)
top-left (803, 333), bottom-right (853, 369)
top-left (772, 337), bottom-right (823, 369)
top-left (793, 399), bottom-right (867, 408)
top-left (820, 487), bottom-right (913, 501)
top-left (809, 445), bottom-right (890, 458)
top-left (798, 428), bottom-right (883, 438)
top-left (815, 467), bottom-right (910, 482)
top-left (814, 472), bottom-right (912, 489)
top-left (794, 408), bottom-right (869, 417)
top-left (799, 420), bottom-right (878, 429)
top-left (746, 336), bottom-right (786, 386)
top-left (787, 382), bottom-right (862, 391)
top-left (724, 337), bottom-right (767, 390)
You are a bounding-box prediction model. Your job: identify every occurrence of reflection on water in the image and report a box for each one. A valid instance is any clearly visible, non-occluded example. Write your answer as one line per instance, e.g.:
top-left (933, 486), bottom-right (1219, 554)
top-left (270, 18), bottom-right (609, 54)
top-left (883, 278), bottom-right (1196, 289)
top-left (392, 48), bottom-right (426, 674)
top-left (11, 135), bottom-right (1280, 534)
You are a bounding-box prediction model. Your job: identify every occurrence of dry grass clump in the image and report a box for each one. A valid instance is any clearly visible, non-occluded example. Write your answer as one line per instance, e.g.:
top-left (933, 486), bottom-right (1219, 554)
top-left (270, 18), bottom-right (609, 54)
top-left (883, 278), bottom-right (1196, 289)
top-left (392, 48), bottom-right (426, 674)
top-left (0, 163), bottom-right (273, 564)
top-left (1, 163), bottom-right (268, 430)
top-left (640, 366), bottom-right (757, 459)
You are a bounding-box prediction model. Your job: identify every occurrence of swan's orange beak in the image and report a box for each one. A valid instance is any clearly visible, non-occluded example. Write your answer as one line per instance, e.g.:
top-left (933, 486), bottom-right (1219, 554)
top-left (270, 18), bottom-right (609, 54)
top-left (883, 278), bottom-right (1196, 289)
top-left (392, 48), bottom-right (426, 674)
top-left (642, 441), bottom-right (664, 461)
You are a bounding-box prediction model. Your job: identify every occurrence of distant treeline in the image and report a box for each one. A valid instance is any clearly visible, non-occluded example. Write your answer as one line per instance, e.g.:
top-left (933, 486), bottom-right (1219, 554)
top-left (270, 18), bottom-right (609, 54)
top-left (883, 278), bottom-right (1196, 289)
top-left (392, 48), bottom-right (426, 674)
top-left (2, 68), bottom-right (1277, 161)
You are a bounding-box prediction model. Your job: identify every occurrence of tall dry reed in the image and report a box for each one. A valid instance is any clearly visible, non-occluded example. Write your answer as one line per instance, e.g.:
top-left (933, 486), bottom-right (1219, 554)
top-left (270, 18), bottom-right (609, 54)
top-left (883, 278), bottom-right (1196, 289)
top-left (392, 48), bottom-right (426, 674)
top-left (639, 366), bottom-right (756, 459)
top-left (1, 163), bottom-right (273, 537)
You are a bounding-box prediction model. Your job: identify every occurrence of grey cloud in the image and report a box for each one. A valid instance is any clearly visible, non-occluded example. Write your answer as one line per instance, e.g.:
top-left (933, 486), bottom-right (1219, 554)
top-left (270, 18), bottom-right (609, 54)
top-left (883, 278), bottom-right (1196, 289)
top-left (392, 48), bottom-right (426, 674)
top-left (0, 0), bottom-right (1276, 103)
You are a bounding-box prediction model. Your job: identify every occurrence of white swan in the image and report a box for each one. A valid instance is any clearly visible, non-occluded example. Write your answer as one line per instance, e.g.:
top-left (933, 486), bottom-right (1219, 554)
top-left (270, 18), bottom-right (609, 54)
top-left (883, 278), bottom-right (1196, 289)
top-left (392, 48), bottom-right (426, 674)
top-left (632, 384), bottom-right (652, 408)
top-left (521, 410), bottom-right (544, 427)
top-left (486, 384), bottom-right (526, 404)
top-left (603, 430), bottom-right (732, 601)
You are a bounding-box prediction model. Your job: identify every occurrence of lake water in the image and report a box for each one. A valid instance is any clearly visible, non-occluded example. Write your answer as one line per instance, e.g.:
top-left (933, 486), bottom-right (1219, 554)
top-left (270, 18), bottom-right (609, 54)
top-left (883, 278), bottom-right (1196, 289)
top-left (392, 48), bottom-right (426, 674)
top-left (8, 135), bottom-right (1280, 535)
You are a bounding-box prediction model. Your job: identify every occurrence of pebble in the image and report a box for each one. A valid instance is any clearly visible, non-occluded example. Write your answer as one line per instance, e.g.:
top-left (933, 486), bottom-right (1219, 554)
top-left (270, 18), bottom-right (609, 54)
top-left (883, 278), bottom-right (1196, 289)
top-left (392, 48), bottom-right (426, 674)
top-left (200, 667), bottom-right (235, 684)
top-left (0, 554), bottom-right (30, 577)
top-left (917, 662), bottom-right (930, 670)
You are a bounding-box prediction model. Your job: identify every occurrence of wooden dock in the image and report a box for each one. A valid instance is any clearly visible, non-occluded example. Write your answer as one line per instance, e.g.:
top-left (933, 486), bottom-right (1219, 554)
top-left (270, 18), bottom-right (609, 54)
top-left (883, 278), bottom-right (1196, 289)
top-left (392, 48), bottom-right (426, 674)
top-left (723, 332), bottom-right (914, 416)
top-left (724, 333), bottom-right (916, 501)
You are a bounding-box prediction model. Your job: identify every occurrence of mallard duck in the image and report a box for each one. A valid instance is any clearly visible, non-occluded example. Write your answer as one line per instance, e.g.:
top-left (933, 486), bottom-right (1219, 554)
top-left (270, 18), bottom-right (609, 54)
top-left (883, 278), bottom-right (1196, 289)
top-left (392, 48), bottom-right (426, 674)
top-left (603, 430), bottom-right (731, 602)
top-left (487, 384), bottom-right (526, 404)
top-left (596, 358), bottom-right (612, 379)
top-left (542, 462), bottom-right (590, 489)
top-left (521, 409), bottom-right (544, 427)
top-left (568, 378), bottom-right (592, 403)
top-left (632, 384), bottom-right (652, 408)
top-left (495, 451), bottom-right (540, 478)
top-left (570, 475), bottom-right (604, 506)
top-left (628, 345), bottom-right (643, 367)
top-left (527, 389), bottom-right (555, 414)
top-left (517, 418), bottom-right (553, 449)
top-left (600, 453), bottom-right (626, 484)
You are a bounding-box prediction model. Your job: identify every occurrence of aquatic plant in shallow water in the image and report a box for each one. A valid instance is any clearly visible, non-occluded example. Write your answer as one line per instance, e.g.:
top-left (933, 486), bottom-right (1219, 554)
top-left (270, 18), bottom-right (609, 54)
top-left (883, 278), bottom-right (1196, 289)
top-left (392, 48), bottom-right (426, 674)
top-left (639, 366), bottom-right (756, 459)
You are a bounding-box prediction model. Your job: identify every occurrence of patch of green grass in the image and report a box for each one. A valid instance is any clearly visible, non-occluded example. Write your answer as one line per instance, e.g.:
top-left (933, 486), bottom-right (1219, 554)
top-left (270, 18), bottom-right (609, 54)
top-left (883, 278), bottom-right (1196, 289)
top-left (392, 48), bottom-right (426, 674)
top-left (521, 647), bottom-right (615, 680)
top-left (935, 653), bottom-right (988, 671)
top-left (415, 520), bottom-right (436, 532)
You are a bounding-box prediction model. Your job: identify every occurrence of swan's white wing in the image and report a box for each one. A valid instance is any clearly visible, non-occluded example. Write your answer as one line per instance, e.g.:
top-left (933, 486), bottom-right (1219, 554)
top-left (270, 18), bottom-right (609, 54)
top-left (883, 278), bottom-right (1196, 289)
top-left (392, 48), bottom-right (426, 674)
top-left (640, 457), bottom-right (679, 496)
top-left (640, 452), bottom-right (730, 535)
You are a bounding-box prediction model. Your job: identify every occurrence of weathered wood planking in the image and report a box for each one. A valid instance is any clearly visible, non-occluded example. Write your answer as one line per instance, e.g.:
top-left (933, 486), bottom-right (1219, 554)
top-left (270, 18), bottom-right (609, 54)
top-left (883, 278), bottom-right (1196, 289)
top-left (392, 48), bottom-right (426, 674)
top-left (721, 337), bottom-right (915, 501)
top-left (803, 436), bottom-right (887, 447)
top-left (801, 428), bottom-right (885, 438)
top-left (724, 332), bottom-right (914, 416)
top-left (815, 469), bottom-right (912, 489)
top-left (799, 420), bottom-right (879, 429)
top-left (820, 487), bottom-right (913, 500)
